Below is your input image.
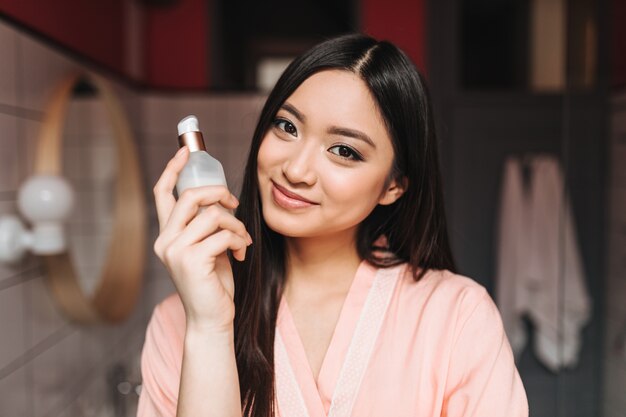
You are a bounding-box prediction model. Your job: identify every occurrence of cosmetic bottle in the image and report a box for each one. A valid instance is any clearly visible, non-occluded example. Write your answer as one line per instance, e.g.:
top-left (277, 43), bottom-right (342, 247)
top-left (175, 115), bottom-right (228, 198)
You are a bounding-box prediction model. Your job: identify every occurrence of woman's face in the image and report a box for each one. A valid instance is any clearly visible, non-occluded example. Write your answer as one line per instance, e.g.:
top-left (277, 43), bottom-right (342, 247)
top-left (257, 69), bottom-right (405, 239)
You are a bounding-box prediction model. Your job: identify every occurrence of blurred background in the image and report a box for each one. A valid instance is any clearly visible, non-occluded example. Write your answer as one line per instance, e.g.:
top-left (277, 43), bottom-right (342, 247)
top-left (0, 0), bottom-right (623, 416)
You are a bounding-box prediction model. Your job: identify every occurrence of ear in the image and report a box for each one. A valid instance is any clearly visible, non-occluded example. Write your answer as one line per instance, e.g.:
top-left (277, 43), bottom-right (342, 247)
top-left (378, 176), bottom-right (408, 206)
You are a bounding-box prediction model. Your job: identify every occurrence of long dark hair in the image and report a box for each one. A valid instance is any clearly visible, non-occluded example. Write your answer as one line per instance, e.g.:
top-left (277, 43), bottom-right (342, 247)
top-left (230, 33), bottom-right (456, 417)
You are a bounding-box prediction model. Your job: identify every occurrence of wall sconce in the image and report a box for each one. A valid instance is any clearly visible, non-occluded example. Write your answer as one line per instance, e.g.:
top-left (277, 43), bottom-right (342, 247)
top-left (0, 174), bottom-right (75, 263)
top-left (0, 71), bottom-right (147, 324)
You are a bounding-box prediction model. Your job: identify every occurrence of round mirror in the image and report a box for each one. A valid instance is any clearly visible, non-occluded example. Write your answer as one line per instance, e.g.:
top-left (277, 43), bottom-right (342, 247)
top-left (34, 72), bottom-right (147, 324)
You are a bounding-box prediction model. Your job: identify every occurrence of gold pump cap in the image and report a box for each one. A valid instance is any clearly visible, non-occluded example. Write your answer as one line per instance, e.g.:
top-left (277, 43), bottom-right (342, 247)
top-left (178, 131), bottom-right (206, 152)
top-left (177, 115), bottom-right (206, 152)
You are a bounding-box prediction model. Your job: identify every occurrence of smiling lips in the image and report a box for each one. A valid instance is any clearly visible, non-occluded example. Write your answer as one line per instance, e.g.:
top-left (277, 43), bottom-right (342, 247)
top-left (271, 181), bottom-right (317, 209)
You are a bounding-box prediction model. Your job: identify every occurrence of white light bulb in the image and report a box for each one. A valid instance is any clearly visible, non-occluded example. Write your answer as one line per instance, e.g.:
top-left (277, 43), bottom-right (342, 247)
top-left (18, 174), bottom-right (74, 222)
top-left (17, 174), bottom-right (75, 255)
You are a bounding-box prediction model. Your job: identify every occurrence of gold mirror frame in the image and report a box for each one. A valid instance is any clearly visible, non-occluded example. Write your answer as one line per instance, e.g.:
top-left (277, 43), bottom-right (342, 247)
top-left (34, 71), bottom-right (147, 324)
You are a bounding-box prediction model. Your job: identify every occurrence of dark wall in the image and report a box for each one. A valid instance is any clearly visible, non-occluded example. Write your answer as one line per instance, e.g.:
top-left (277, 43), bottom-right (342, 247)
top-left (428, 1), bottom-right (608, 416)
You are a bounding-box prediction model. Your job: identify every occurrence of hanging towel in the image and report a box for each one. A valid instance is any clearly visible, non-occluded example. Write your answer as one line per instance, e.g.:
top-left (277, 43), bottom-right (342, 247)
top-left (495, 154), bottom-right (592, 373)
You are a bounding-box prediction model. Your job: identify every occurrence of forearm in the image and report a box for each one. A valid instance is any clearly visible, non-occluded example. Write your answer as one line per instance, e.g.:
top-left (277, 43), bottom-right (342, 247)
top-left (177, 325), bottom-right (242, 417)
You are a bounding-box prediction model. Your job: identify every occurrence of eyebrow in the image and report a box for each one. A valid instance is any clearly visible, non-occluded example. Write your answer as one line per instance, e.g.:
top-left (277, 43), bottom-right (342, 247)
top-left (279, 102), bottom-right (377, 149)
top-left (280, 102), bottom-right (306, 123)
top-left (327, 126), bottom-right (376, 149)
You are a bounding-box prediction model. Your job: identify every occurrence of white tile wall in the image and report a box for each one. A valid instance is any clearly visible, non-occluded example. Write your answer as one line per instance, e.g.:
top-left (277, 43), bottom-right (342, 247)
top-left (0, 113), bottom-right (19, 193)
top-left (0, 20), bottom-right (17, 107)
top-left (139, 95), bottom-right (183, 137)
top-left (26, 276), bottom-right (70, 349)
top-left (31, 330), bottom-right (81, 416)
top-left (0, 366), bottom-right (29, 417)
top-left (16, 33), bottom-right (84, 112)
top-left (0, 283), bottom-right (25, 370)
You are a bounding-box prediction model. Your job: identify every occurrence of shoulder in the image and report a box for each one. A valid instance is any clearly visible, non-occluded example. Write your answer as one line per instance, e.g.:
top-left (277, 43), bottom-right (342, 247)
top-left (397, 265), bottom-right (489, 308)
top-left (387, 264), bottom-right (511, 357)
top-left (375, 263), bottom-right (513, 374)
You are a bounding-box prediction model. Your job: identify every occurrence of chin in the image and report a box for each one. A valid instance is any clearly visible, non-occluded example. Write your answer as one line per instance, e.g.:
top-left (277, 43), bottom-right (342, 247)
top-left (262, 203), bottom-right (362, 241)
top-left (261, 204), bottom-right (318, 237)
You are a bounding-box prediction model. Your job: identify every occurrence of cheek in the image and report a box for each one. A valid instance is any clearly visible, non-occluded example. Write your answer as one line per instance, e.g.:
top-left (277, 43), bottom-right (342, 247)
top-left (322, 167), bottom-right (386, 209)
top-left (256, 135), bottom-right (275, 175)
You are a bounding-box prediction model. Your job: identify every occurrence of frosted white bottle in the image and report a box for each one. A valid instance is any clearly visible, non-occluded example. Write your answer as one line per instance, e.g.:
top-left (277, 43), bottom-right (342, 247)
top-left (175, 115), bottom-right (228, 199)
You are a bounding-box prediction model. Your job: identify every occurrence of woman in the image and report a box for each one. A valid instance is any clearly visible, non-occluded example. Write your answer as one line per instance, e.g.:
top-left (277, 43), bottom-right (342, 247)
top-left (138, 34), bottom-right (529, 417)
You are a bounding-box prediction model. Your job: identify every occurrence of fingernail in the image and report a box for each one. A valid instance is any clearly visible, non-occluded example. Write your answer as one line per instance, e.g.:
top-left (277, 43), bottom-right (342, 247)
top-left (176, 147), bottom-right (186, 157)
top-left (231, 195), bottom-right (239, 204)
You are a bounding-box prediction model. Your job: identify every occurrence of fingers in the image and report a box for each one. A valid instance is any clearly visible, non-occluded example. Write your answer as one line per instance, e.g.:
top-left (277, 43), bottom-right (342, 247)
top-left (164, 228), bottom-right (249, 267)
top-left (175, 205), bottom-right (252, 248)
top-left (194, 229), bottom-right (250, 262)
top-left (153, 146), bottom-right (189, 232)
top-left (165, 185), bottom-right (239, 232)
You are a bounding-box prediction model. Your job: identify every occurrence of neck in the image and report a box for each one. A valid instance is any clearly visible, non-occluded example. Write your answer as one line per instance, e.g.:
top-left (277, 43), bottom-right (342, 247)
top-left (284, 227), bottom-right (362, 296)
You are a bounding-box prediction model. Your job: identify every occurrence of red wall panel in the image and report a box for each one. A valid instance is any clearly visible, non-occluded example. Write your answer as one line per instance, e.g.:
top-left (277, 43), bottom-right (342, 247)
top-left (361, 0), bottom-right (427, 73)
top-left (0, 0), bottom-right (126, 74)
top-left (143, 0), bottom-right (209, 89)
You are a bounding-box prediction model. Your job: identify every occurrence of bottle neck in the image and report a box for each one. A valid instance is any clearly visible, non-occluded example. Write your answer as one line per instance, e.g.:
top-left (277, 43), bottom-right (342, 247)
top-left (178, 131), bottom-right (206, 152)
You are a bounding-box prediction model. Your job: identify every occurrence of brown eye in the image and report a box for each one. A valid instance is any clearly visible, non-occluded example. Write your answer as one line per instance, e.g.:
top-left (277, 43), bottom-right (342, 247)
top-left (285, 123), bottom-right (296, 135)
top-left (328, 145), bottom-right (363, 161)
top-left (273, 119), bottom-right (298, 137)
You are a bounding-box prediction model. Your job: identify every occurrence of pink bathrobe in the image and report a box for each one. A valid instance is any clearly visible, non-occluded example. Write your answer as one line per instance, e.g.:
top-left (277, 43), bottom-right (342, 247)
top-left (137, 260), bottom-right (528, 417)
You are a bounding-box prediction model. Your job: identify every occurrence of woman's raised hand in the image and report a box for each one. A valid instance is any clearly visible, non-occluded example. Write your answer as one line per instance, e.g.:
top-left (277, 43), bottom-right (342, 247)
top-left (152, 146), bottom-right (252, 333)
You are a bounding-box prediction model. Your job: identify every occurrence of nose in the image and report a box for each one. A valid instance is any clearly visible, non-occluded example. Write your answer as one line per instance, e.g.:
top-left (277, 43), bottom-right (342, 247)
top-left (281, 139), bottom-right (318, 186)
